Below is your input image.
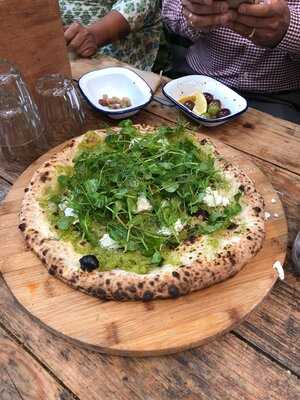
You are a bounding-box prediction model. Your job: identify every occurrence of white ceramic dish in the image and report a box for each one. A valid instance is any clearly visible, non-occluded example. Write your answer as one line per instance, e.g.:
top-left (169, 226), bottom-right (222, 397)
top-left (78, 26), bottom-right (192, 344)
top-left (163, 75), bottom-right (248, 127)
top-left (78, 67), bottom-right (152, 119)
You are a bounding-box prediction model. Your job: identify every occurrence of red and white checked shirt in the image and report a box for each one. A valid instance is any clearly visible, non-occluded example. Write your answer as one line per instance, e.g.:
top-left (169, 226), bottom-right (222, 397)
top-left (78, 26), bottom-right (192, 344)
top-left (162, 0), bottom-right (300, 93)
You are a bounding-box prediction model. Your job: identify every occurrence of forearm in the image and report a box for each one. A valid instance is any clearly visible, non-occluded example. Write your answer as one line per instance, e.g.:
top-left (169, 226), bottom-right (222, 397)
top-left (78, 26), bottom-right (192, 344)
top-left (88, 10), bottom-right (130, 47)
top-left (162, 0), bottom-right (203, 42)
top-left (277, 7), bottom-right (300, 54)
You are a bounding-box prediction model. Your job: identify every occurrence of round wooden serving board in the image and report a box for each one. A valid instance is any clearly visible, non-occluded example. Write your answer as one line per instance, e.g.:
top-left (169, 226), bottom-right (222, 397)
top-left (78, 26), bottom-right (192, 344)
top-left (0, 134), bottom-right (288, 357)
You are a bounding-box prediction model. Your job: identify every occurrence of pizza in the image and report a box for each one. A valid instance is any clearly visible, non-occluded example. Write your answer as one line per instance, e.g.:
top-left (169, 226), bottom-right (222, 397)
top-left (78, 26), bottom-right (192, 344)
top-left (19, 121), bottom-right (265, 301)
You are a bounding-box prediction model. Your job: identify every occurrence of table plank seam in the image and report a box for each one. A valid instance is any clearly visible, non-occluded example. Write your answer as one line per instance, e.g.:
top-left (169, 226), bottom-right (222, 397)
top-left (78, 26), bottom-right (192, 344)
top-left (232, 331), bottom-right (300, 379)
top-left (0, 177), bottom-right (12, 187)
top-left (0, 170), bottom-right (14, 185)
top-left (0, 176), bottom-right (12, 186)
top-left (0, 317), bottom-right (79, 400)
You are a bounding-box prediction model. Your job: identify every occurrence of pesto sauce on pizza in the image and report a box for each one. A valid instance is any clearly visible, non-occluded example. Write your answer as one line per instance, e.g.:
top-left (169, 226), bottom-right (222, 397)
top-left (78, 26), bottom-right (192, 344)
top-left (40, 120), bottom-right (243, 274)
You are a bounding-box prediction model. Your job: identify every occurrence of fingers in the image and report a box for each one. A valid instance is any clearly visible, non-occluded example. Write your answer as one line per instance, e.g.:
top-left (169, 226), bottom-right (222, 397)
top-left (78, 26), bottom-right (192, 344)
top-left (235, 15), bottom-right (279, 28)
top-left (185, 0), bottom-right (214, 5)
top-left (229, 20), bottom-right (275, 46)
top-left (181, 0), bottom-right (237, 29)
top-left (182, 0), bottom-right (229, 14)
top-left (64, 22), bottom-right (82, 44)
top-left (64, 22), bottom-right (97, 57)
top-left (183, 7), bottom-right (234, 27)
top-left (229, 21), bottom-right (258, 37)
top-left (80, 47), bottom-right (97, 57)
top-left (231, 0), bottom-right (290, 48)
top-left (68, 31), bottom-right (88, 50)
top-left (238, 0), bottom-right (278, 17)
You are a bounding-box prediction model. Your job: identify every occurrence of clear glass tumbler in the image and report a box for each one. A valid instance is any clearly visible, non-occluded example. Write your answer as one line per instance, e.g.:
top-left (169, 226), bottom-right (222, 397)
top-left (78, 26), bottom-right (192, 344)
top-left (35, 74), bottom-right (86, 147)
top-left (0, 60), bottom-right (47, 167)
top-left (0, 59), bottom-right (39, 116)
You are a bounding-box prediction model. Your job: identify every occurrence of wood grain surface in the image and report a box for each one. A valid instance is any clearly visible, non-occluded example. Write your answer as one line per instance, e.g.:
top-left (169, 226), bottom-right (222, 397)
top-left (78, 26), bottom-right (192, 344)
top-left (0, 326), bottom-right (74, 400)
top-left (0, 57), bottom-right (299, 399)
top-left (0, 131), bottom-right (287, 356)
top-left (0, 0), bottom-right (71, 95)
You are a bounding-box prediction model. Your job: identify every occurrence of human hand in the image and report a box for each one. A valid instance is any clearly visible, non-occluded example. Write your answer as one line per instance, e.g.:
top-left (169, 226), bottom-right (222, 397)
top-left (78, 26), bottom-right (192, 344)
top-left (229, 0), bottom-right (290, 47)
top-left (64, 22), bottom-right (98, 57)
top-left (182, 0), bottom-right (235, 30)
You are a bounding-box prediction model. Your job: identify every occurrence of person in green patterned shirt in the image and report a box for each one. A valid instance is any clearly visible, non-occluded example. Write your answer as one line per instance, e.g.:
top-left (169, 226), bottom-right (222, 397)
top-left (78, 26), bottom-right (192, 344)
top-left (59, 0), bottom-right (163, 71)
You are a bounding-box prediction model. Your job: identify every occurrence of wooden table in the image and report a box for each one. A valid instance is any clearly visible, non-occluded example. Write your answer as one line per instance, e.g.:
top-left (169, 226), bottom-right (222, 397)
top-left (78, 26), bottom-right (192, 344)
top-left (0, 57), bottom-right (299, 400)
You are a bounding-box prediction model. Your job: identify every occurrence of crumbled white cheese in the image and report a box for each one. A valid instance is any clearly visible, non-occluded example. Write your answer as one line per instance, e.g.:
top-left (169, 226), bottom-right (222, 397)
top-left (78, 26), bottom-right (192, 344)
top-left (174, 219), bottom-right (185, 232)
top-left (158, 226), bottom-right (172, 236)
top-left (274, 213), bottom-right (279, 218)
top-left (264, 211), bottom-right (271, 220)
top-left (273, 260), bottom-right (284, 280)
top-left (203, 187), bottom-right (230, 207)
top-left (64, 207), bottom-right (76, 217)
top-left (136, 194), bottom-right (152, 213)
top-left (271, 198), bottom-right (277, 204)
top-left (99, 233), bottom-right (120, 250)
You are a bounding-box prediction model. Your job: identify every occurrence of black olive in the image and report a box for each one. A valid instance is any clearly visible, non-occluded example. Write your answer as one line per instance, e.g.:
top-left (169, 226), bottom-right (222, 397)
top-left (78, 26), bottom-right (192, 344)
top-left (183, 100), bottom-right (195, 110)
top-left (217, 108), bottom-right (231, 118)
top-left (203, 92), bottom-right (214, 104)
top-left (79, 255), bottom-right (99, 272)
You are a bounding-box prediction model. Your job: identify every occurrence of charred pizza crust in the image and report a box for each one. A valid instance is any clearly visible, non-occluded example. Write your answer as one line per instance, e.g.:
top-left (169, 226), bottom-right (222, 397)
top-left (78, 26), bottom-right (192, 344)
top-left (19, 125), bottom-right (265, 301)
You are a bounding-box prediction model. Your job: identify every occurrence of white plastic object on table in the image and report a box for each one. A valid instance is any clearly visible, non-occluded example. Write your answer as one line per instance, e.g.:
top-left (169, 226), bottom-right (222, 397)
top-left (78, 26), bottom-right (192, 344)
top-left (78, 67), bottom-right (152, 120)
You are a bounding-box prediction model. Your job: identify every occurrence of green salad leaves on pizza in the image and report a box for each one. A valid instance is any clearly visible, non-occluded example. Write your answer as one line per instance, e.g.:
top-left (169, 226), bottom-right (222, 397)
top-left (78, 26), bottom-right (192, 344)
top-left (41, 120), bottom-right (244, 274)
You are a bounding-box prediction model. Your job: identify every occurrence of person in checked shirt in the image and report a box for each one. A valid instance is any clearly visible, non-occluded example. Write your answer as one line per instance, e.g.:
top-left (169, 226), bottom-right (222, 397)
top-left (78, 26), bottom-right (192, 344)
top-left (162, 0), bottom-right (300, 123)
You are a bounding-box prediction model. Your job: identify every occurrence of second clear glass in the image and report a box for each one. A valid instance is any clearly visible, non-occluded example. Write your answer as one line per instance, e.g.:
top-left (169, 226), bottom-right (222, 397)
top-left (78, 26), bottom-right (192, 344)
top-left (35, 74), bottom-right (86, 147)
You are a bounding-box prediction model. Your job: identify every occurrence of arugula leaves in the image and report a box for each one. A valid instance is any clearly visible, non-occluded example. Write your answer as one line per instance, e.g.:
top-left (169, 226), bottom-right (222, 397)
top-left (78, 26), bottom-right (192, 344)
top-left (44, 120), bottom-right (243, 269)
top-left (193, 192), bottom-right (242, 235)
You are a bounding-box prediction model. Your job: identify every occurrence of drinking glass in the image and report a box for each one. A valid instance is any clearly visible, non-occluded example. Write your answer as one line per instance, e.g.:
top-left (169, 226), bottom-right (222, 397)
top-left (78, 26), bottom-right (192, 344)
top-left (0, 60), bottom-right (47, 166)
top-left (0, 59), bottom-right (39, 115)
top-left (35, 74), bottom-right (86, 147)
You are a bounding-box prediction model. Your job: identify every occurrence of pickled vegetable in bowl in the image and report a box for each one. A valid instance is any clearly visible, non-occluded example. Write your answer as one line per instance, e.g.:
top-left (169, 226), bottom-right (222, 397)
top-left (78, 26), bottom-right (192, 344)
top-left (179, 91), bottom-right (231, 119)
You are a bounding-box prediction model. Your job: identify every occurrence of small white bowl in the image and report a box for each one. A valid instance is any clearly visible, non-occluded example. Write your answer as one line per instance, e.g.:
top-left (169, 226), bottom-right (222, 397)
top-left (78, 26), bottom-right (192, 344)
top-left (78, 67), bottom-right (152, 119)
top-left (163, 75), bottom-right (247, 127)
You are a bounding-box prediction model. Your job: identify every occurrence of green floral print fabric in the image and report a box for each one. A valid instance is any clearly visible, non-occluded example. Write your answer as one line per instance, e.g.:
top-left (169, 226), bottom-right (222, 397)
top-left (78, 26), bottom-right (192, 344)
top-left (59, 0), bottom-right (162, 71)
